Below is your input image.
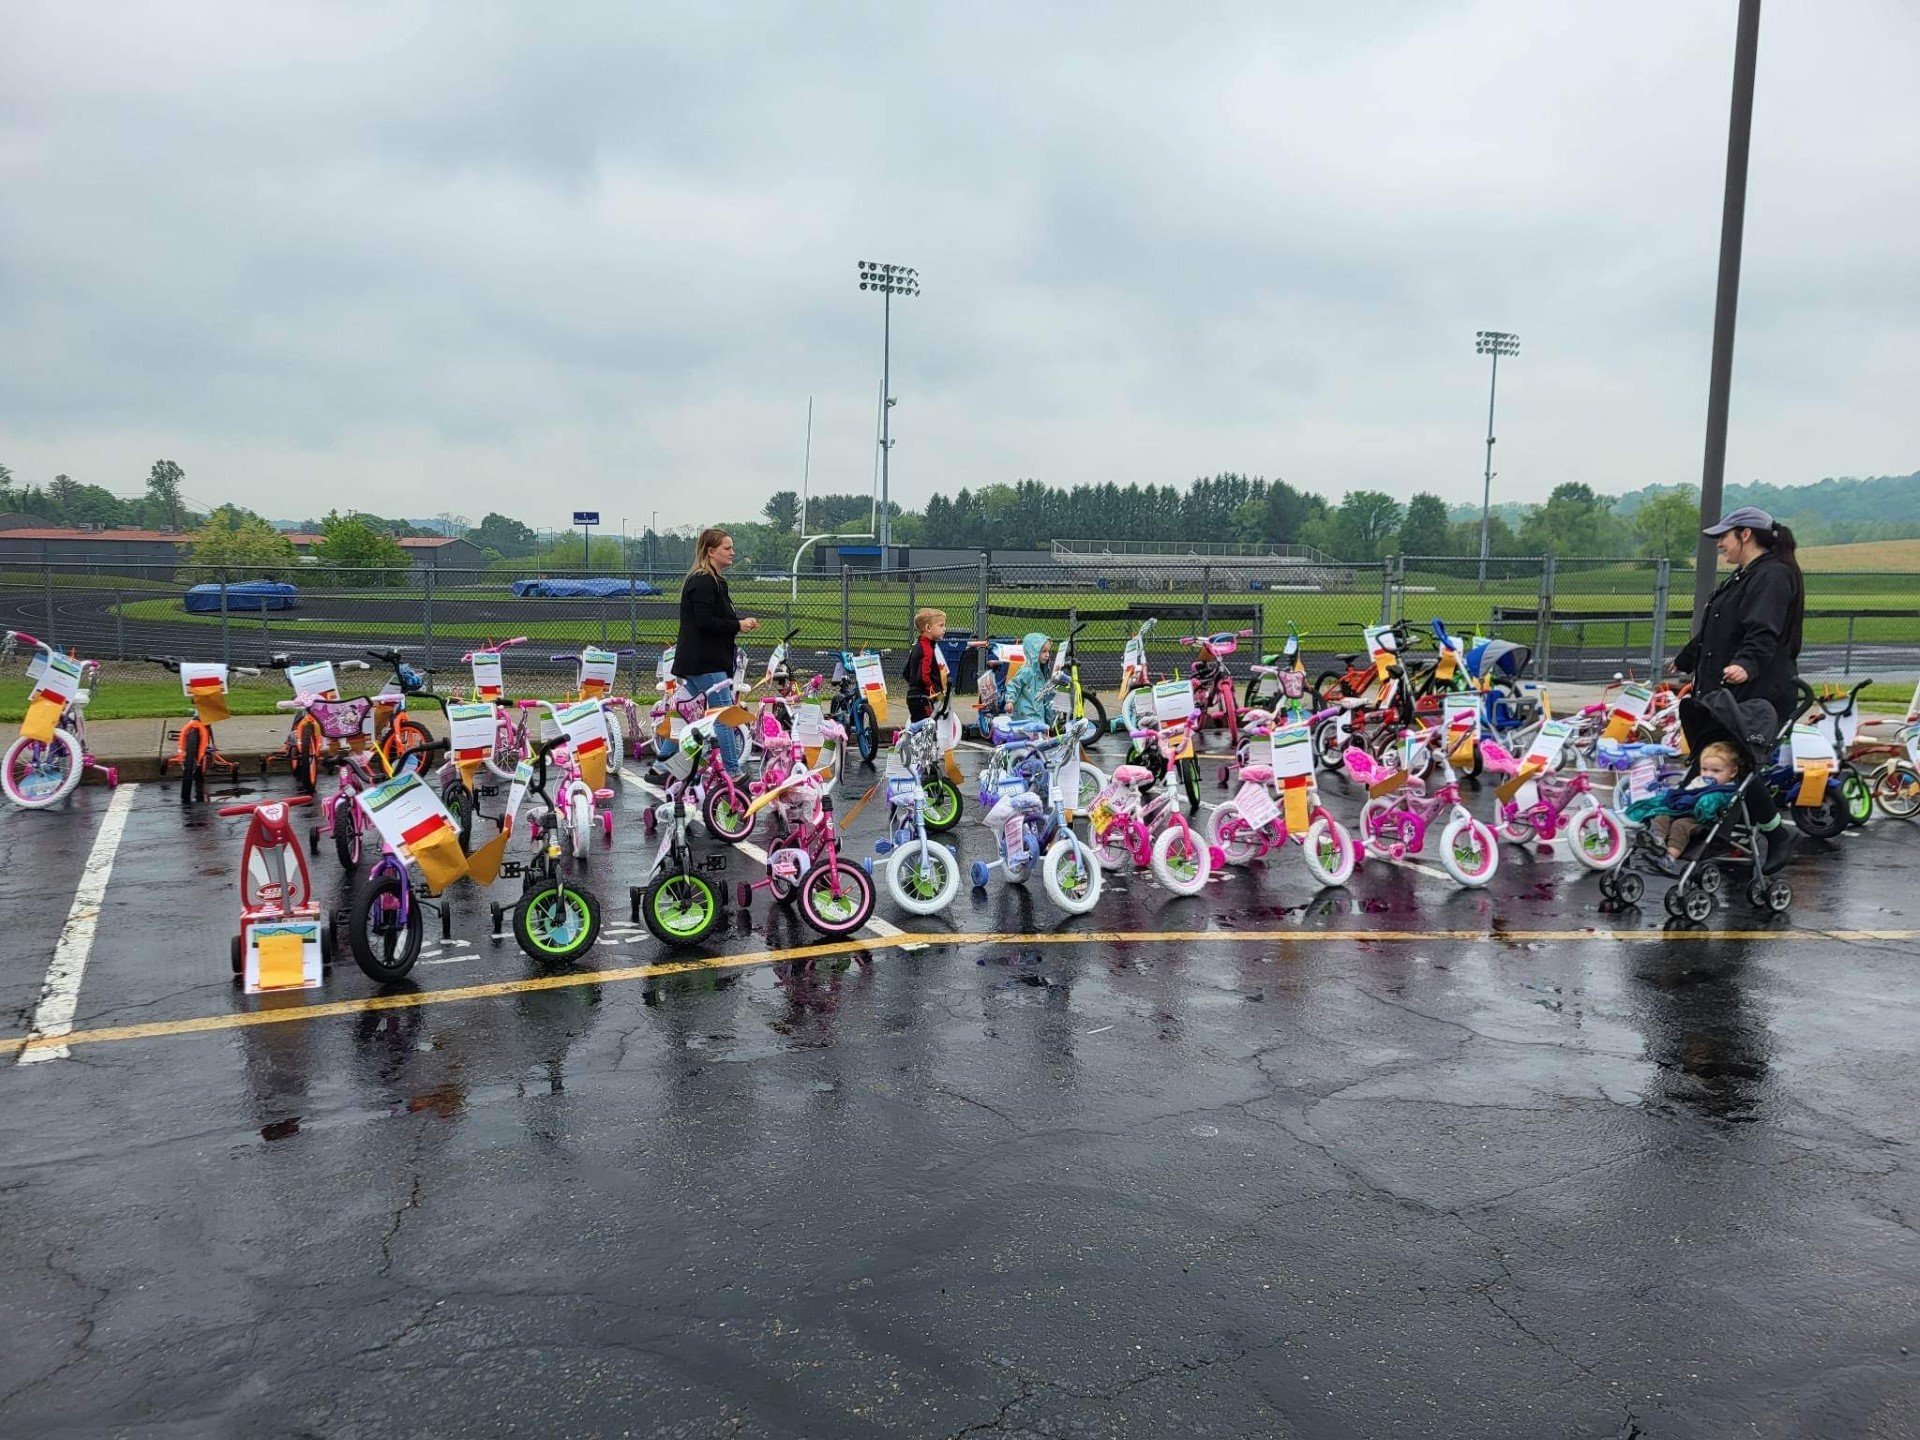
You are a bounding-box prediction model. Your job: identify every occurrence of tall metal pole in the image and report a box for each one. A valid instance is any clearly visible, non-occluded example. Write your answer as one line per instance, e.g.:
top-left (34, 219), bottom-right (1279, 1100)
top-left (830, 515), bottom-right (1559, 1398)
top-left (1478, 348), bottom-right (1500, 585)
top-left (1693, 0), bottom-right (1763, 619)
top-left (880, 288), bottom-right (892, 573)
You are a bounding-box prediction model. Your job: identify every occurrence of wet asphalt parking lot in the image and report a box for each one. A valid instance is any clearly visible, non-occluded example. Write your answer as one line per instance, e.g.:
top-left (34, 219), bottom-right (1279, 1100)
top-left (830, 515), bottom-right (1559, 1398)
top-left (2, 742), bottom-right (1918, 1438)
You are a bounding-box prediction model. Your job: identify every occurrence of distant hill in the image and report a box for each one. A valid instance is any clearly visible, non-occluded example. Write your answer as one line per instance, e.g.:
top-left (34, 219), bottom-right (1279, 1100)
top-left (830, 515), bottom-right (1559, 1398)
top-left (1521, 473), bottom-right (1920, 544)
top-left (1796, 537), bottom-right (1920, 571)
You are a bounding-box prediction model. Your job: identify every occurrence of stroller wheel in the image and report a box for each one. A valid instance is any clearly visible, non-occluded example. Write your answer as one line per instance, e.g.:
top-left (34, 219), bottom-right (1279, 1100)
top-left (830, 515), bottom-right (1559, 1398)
top-left (1681, 887), bottom-right (1714, 923)
top-left (1597, 874), bottom-right (1618, 902)
top-left (1696, 864), bottom-right (1724, 896)
top-left (1614, 871), bottom-right (1644, 905)
top-left (1750, 877), bottom-right (1792, 914)
top-left (1662, 885), bottom-right (1688, 919)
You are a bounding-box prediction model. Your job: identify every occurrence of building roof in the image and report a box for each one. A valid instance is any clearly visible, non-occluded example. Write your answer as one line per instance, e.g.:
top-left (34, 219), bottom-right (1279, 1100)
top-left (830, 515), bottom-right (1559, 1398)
top-left (0, 527), bottom-right (185, 542)
top-left (398, 536), bottom-right (461, 548)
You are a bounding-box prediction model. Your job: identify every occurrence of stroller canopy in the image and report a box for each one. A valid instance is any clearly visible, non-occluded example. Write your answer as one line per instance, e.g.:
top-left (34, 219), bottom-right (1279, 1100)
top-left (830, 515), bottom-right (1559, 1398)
top-left (1465, 637), bottom-right (1530, 682)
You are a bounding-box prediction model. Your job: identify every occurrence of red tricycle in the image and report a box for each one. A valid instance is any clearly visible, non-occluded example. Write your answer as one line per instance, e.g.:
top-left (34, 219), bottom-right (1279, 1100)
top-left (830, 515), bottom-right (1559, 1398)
top-left (220, 793), bottom-right (335, 989)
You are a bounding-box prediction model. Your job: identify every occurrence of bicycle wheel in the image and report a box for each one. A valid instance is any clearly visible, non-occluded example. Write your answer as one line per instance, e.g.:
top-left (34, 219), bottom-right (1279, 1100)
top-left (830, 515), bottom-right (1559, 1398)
top-left (1149, 824), bottom-right (1210, 896)
top-left (853, 700), bottom-right (879, 763)
top-left (347, 870), bottom-right (424, 982)
top-left (1041, 838), bottom-right (1102, 915)
top-left (702, 783), bottom-right (756, 843)
top-left (922, 775), bottom-right (962, 834)
top-left (390, 718), bottom-right (434, 773)
top-left (513, 882), bottom-right (602, 963)
top-left (1177, 756), bottom-right (1201, 816)
top-left (485, 719), bottom-right (521, 782)
top-left (1315, 670), bottom-right (1354, 701)
top-left (292, 721), bottom-right (321, 796)
top-left (442, 777), bottom-right (474, 852)
top-left (642, 872), bottom-right (721, 945)
top-left (798, 857), bottom-right (874, 936)
top-left (1793, 790), bottom-right (1846, 840)
top-left (1841, 768), bottom-right (1873, 827)
top-left (886, 840), bottom-right (961, 916)
top-left (1206, 803), bottom-right (1259, 866)
top-left (1302, 816), bottom-right (1356, 887)
top-left (2, 730), bottom-right (82, 808)
top-left (333, 802), bottom-right (363, 870)
top-left (1438, 816), bottom-right (1499, 888)
top-left (178, 723), bottom-right (207, 803)
top-left (1079, 692), bottom-right (1108, 747)
top-left (1873, 763), bottom-right (1920, 819)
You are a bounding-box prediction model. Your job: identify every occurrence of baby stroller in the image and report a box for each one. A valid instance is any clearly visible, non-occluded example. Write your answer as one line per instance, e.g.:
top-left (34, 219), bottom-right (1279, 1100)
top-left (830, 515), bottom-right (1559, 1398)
top-left (1602, 685), bottom-right (1803, 922)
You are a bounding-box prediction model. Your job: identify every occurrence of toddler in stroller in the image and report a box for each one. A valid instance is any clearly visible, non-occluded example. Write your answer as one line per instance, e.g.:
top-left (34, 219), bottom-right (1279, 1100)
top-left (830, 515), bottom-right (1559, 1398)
top-left (1603, 686), bottom-right (1800, 921)
top-left (1626, 741), bottom-right (1742, 876)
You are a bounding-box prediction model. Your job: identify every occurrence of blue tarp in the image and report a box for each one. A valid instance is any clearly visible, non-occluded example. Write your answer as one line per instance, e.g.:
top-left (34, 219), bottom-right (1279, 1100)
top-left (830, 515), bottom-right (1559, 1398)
top-left (183, 581), bottom-right (298, 613)
top-left (511, 578), bottom-right (662, 598)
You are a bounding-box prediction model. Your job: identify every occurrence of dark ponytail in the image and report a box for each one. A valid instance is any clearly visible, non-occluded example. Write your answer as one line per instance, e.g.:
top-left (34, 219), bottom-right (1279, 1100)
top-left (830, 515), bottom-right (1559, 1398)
top-left (1751, 521), bottom-right (1804, 633)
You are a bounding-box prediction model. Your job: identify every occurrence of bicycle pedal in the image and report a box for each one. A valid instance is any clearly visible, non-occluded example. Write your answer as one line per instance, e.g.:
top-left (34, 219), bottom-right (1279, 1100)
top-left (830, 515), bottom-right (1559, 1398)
top-left (499, 861), bottom-right (524, 879)
top-left (699, 854), bottom-right (728, 873)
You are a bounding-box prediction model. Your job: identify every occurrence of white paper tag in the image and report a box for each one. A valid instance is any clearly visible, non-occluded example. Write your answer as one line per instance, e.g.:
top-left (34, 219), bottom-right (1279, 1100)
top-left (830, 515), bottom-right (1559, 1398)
top-left (1152, 678), bottom-right (1193, 721)
top-left (287, 660), bottom-right (338, 699)
top-left (1233, 780), bottom-right (1280, 831)
top-left (32, 652), bottom-right (83, 703)
top-left (664, 744), bottom-right (695, 779)
top-left (793, 702), bottom-right (824, 750)
top-left (447, 701), bottom-right (497, 759)
top-left (555, 698), bottom-right (610, 759)
top-left (356, 772), bottom-right (457, 856)
top-left (1364, 623), bottom-right (1398, 666)
top-left (580, 647), bottom-right (618, 692)
top-left (1790, 723), bottom-right (1836, 767)
top-left (1524, 720), bottom-right (1572, 772)
top-left (180, 661), bottom-right (228, 698)
top-left (245, 918), bottom-right (323, 994)
top-left (656, 647), bottom-right (676, 684)
top-left (1270, 721), bottom-right (1312, 779)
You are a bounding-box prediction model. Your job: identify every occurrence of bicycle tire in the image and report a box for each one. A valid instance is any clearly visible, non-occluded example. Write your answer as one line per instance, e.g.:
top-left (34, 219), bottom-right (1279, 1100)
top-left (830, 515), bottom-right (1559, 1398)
top-left (854, 700), bottom-right (879, 763)
top-left (1315, 670), bottom-right (1354, 701)
top-left (179, 723), bottom-right (207, 804)
top-left (333, 801), bottom-right (362, 870)
top-left (922, 775), bottom-right (963, 833)
top-left (2, 730), bottom-right (83, 808)
top-left (513, 882), bottom-right (602, 963)
top-left (1080, 692), bottom-right (1108, 748)
top-left (442, 777), bottom-right (474, 853)
top-left (1178, 756), bottom-right (1201, 816)
top-left (390, 718), bottom-right (434, 773)
top-left (702, 783), bottom-right (756, 843)
top-left (642, 872), bottom-right (721, 946)
top-left (347, 869), bottom-right (424, 982)
top-left (1873, 763), bottom-right (1920, 819)
top-left (798, 857), bottom-right (875, 936)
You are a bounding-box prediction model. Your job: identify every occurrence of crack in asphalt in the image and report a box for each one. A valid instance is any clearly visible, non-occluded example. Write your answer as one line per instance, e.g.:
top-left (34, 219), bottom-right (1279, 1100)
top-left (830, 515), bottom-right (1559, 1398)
top-left (0, 1244), bottom-right (110, 1411)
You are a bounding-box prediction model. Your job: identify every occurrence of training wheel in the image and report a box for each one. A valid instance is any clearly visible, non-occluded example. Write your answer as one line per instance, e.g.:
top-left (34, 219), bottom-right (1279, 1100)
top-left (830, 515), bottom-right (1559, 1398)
top-left (643, 809), bottom-right (658, 835)
top-left (970, 860), bottom-right (991, 889)
top-left (736, 881), bottom-right (753, 909)
top-left (490, 901), bottom-right (505, 937)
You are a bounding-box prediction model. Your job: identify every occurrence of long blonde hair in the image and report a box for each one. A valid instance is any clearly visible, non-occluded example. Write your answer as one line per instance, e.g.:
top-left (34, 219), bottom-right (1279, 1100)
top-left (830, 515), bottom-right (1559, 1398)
top-left (688, 527), bottom-right (731, 579)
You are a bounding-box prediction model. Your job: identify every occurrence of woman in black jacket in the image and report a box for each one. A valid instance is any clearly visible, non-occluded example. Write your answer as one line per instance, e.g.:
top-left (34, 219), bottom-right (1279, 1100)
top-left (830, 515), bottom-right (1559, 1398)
top-left (672, 528), bottom-right (757, 775)
top-left (1670, 505), bottom-right (1804, 872)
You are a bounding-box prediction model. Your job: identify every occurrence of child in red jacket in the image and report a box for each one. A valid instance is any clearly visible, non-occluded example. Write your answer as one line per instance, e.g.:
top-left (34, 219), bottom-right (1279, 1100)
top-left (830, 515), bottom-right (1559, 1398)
top-left (904, 608), bottom-right (947, 722)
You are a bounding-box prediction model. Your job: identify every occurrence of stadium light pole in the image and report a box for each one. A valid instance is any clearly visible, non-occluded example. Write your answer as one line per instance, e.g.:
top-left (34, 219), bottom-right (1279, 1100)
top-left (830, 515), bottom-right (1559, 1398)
top-left (1693, 0), bottom-right (1762, 619)
top-left (1474, 330), bottom-right (1520, 586)
top-left (858, 260), bottom-right (919, 574)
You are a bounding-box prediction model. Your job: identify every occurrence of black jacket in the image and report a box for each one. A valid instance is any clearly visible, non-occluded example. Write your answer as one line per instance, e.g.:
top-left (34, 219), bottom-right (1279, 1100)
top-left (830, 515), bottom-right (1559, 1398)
top-left (1674, 551), bottom-right (1803, 723)
top-left (672, 570), bottom-right (740, 678)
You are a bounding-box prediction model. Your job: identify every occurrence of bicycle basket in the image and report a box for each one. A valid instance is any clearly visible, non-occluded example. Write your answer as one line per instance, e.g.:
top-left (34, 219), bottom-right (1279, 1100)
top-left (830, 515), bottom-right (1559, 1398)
top-left (307, 698), bottom-right (374, 741)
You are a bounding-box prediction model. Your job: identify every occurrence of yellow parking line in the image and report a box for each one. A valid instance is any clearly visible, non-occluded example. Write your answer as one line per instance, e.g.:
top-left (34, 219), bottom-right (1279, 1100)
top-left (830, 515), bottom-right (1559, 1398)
top-left (1, 925), bottom-right (1906, 1058)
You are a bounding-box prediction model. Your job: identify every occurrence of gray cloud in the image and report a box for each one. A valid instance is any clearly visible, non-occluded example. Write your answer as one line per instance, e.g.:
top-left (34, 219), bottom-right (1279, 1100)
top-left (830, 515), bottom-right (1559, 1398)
top-left (1, 0), bottom-right (1915, 528)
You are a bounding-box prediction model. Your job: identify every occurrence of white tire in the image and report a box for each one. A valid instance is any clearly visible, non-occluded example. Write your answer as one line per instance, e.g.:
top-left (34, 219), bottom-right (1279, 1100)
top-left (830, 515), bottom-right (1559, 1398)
top-left (3, 729), bottom-right (83, 808)
top-left (569, 792), bottom-right (594, 860)
top-left (1567, 804), bottom-right (1626, 871)
top-left (1149, 825), bottom-right (1211, 896)
top-left (1205, 802), bottom-right (1260, 866)
top-left (1041, 837), bottom-right (1102, 914)
top-left (1301, 815), bottom-right (1356, 888)
top-left (886, 840), bottom-right (961, 916)
top-left (1438, 815), bottom-right (1499, 887)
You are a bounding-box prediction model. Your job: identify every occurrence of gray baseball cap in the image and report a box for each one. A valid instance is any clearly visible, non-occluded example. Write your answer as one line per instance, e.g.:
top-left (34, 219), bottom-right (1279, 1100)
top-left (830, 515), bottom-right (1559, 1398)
top-left (1702, 505), bottom-right (1774, 536)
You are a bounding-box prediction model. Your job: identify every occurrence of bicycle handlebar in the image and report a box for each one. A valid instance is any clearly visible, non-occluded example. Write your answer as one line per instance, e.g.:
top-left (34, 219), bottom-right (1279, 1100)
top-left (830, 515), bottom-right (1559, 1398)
top-left (461, 637), bottom-right (529, 661)
top-left (218, 795), bottom-right (312, 818)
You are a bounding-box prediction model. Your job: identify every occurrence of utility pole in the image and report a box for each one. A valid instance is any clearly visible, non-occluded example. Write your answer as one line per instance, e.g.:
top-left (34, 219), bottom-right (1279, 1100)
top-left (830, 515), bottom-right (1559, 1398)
top-left (1693, 0), bottom-right (1763, 618)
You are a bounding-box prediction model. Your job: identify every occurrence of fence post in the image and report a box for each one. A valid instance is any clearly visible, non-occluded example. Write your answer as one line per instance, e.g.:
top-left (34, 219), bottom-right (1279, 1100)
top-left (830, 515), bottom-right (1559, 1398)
top-left (422, 566), bottom-right (436, 674)
top-left (840, 565), bottom-right (851, 652)
top-left (220, 567), bottom-right (232, 667)
top-left (1378, 558), bottom-right (1394, 626)
top-left (43, 564), bottom-right (56, 648)
top-left (1844, 615), bottom-right (1855, 676)
top-left (628, 573), bottom-right (639, 653)
top-left (1534, 557), bottom-right (1554, 682)
top-left (115, 582), bottom-right (125, 660)
top-left (1649, 558), bottom-right (1671, 675)
top-left (598, 594), bottom-right (609, 647)
top-left (907, 569), bottom-right (917, 645)
top-left (1201, 565), bottom-right (1212, 629)
top-left (975, 555), bottom-right (988, 639)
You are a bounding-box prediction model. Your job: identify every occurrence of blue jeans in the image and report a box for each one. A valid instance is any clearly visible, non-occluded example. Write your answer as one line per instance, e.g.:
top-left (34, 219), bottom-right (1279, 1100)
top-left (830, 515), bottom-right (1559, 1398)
top-left (679, 671), bottom-right (743, 775)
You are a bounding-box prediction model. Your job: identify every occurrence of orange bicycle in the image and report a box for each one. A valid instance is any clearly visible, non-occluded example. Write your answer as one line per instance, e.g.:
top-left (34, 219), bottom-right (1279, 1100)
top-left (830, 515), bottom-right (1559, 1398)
top-left (144, 654), bottom-right (259, 802)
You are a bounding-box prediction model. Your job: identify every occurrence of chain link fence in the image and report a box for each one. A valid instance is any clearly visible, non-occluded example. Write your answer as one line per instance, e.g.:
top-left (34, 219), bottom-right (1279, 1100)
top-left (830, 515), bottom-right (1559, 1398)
top-left (2, 556), bottom-right (1917, 714)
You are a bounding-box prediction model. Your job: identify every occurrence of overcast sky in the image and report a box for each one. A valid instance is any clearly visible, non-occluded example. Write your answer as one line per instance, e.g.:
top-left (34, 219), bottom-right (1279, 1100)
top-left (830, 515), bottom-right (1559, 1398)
top-left (2, 2), bottom-right (1915, 531)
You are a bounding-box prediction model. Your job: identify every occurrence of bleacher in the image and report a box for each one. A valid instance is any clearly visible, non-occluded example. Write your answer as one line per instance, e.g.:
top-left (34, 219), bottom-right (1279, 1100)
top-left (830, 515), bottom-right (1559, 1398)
top-left (1049, 539), bottom-right (1354, 591)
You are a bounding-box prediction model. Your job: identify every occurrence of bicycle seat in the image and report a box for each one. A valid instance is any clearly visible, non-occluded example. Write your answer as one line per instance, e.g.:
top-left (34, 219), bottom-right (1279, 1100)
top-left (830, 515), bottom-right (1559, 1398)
top-left (1241, 708), bottom-right (1275, 728)
top-left (1335, 653), bottom-right (1361, 667)
top-left (1238, 764), bottom-right (1274, 784)
top-left (1113, 763), bottom-right (1154, 786)
top-left (593, 788), bottom-right (615, 803)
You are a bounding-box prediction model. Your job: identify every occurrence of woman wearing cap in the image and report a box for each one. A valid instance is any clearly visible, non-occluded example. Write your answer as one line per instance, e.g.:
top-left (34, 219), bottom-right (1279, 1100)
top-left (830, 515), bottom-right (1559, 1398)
top-left (673, 527), bottom-right (758, 777)
top-left (1670, 505), bottom-right (1804, 872)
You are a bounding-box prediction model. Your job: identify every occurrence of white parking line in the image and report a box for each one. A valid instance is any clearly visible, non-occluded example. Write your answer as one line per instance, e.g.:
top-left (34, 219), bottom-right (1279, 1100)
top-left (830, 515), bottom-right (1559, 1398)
top-left (20, 783), bottom-right (139, 1064)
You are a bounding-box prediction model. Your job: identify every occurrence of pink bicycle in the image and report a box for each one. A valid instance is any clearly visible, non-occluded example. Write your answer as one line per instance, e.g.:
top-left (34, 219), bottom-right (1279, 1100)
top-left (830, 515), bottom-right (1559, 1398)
top-left (1207, 713), bottom-right (1358, 887)
top-left (734, 760), bottom-right (875, 937)
top-left (1088, 762), bottom-right (1220, 896)
top-left (2, 631), bottom-right (118, 807)
top-left (1478, 740), bottom-right (1626, 869)
top-left (1178, 628), bottom-right (1255, 747)
top-left (1344, 727), bottom-right (1500, 888)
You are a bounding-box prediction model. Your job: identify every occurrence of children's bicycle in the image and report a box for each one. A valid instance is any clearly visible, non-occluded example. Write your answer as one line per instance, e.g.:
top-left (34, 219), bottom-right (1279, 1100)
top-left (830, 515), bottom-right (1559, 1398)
top-left (632, 782), bottom-right (726, 946)
top-left (1871, 686), bottom-right (1920, 819)
top-left (344, 739), bottom-right (459, 982)
top-left (1087, 758), bottom-right (1216, 897)
top-left (144, 654), bottom-right (256, 801)
top-left (736, 764), bottom-right (877, 937)
top-left (263, 653), bottom-right (371, 794)
top-left (874, 730), bottom-right (964, 916)
top-left (1207, 714), bottom-right (1358, 888)
top-left (219, 792), bottom-right (334, 981)
top-left (2, 632), bottom-right (119, 807)
top-left (815, 649), bottom-right (884, 764)
top-left (1345, 727), bottom-right (1501, 888)
top-left (971, 738), bottom-right (1104, 915)
top-left (486, 736), bottom-right (603, 964)
top-left (1179, 628), bottom-right (1254, 746)
top-left (1478, 739), bottom-right (1627, 870)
